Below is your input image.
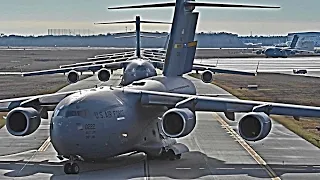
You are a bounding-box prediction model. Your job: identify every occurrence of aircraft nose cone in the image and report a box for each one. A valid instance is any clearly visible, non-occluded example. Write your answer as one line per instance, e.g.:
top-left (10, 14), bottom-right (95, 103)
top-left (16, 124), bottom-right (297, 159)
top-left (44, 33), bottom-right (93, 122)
top-left (50, 116), bottom-right (84, 156)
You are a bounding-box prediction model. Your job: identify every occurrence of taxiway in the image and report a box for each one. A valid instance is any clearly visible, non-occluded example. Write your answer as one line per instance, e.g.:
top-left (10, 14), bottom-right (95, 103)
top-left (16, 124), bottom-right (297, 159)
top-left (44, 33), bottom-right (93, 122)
top-left (0, 72), bottom-right (320, 179)
top-left (195, 57), bottom-right (320, 77)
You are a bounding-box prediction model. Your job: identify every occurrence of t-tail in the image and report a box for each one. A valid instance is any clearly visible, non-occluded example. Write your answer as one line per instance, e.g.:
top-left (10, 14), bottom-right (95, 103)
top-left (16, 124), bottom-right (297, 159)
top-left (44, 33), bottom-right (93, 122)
top-left (109, 0), bottom-right (280, 77)
top-left (95, 16), bottom-right (170, 58)
top-left (290, 35), bottom-right (299, 49)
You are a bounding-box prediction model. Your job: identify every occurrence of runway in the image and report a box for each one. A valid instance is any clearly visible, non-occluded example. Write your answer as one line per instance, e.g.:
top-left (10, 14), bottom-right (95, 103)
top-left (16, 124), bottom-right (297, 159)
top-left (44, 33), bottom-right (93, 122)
top-left (0, 72), bottom-right (320, 179)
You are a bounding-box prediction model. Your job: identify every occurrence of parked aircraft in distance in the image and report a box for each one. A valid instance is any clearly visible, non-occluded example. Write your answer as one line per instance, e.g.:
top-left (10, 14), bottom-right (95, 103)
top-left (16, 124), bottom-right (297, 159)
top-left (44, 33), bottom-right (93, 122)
top-left (21, 16), bottom-right (255, 85)
top-left (256, 35), bottom-right (315, 58)
top-left (6, 1), bottom-right (320, 177)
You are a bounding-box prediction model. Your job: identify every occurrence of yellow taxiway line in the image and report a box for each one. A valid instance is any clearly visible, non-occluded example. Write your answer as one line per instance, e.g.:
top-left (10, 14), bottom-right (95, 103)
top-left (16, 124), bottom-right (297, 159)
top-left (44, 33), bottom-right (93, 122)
top-left (213, 113), bottom-right (281, 180)
top-left (38, 137), bottom-right (51, 152)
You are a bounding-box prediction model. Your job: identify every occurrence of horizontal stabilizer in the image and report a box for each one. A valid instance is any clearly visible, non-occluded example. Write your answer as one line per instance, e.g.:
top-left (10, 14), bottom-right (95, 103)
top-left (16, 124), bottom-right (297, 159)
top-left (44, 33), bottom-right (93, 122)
top-left (109, 2), bottom-right (279, 10)
top-left (94, 21), bottom-right (136, 25)
top-left (140, 35), bottom-right (167, 38)
top-left (115, 35), bottom-right (136, 39)
top-left (140, 21), bottom-right (171, 24)
top-left (95, 21), bottom-right (171, 25)
top-left (185, 2), bottom-right (280, 9)
top-left (108, 2), bottom-right (175, 9)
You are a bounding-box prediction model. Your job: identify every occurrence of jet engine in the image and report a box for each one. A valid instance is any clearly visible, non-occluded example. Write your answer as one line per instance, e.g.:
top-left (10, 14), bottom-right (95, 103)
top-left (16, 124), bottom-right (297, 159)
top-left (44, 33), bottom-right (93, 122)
top-left (161, 108), bottom-right (196, 138)
top-left (201, 70), bottom-right (214, 83)
top-left (66, 70), bottom-right (80, 84)
top-left (6, 107), bottom-right (41, 136)
top-left (238, 112), bottom-right (271, 141)
top-left (97, 68), bottom-right (111, 82)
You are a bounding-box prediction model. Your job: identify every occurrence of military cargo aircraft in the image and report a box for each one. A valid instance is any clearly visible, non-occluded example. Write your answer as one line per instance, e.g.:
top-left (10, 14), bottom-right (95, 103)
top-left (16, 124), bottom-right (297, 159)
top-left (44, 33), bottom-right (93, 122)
top-left (21, 16), bottom-right (255, 85)
top-left (4, 0), bottom-right (318, 176)
top-left (256, 35), bottom-right (315, 58)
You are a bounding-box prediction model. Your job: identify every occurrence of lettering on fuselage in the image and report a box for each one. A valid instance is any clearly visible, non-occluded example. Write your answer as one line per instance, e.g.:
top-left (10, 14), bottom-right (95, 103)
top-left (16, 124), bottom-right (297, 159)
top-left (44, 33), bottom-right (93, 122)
top-left (93, 109), bottom-right (125, 120)
top-left (85, 123), bottom-right (96, 139)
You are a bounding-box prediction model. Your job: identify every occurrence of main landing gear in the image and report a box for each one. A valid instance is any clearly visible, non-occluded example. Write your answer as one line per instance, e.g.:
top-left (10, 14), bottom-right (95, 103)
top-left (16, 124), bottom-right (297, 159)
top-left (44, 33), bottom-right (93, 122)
top-left (164, 149), bottom-right (181, 161)
top-left (148, 149), bottom-right (181, 161)
top-left (63, 156), bottom-right (80, 174)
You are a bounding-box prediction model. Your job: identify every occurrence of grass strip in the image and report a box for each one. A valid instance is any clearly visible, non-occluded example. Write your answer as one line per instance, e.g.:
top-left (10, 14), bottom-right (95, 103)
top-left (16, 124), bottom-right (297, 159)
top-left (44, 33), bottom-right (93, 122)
top-left (271, 116), bottom-right (320, 148)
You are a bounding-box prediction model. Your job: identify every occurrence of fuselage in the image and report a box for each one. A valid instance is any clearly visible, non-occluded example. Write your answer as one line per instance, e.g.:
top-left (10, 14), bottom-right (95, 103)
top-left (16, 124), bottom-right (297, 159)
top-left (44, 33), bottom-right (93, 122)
top-left (264, 48), bottom-right (295, 58)
top-left (121, 59), bottom-right (157, 86)
top-left (50, 76), bottom-right (196, 160)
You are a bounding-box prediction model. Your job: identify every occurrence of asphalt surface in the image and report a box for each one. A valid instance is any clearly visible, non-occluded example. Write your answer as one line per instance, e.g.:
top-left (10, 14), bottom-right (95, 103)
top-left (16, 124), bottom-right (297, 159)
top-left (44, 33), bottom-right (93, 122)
top-left (0, 72), bottom-right (319, 179)
top-left (195, 57), bottom-right (320, 77)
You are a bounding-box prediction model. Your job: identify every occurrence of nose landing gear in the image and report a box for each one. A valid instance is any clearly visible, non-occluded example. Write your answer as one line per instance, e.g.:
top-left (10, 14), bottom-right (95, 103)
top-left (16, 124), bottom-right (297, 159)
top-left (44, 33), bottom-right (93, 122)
top-left (64, 162), bottom-right (80, 174)
top-left (63, 155), bottom-right (81, 174)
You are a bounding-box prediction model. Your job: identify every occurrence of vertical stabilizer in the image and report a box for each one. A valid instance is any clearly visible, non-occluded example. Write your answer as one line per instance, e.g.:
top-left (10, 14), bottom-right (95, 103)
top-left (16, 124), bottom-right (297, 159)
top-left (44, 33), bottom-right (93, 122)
top-left (95, 16), bottom-right (170, 58)
top-left (108, 0), bottom-right (279, 77)
top-left (290, 35), bottom-right (299, 49)
top-left (135, 16), bottom-right (141, 57)
top-left (163, 0), bottom-right (198, 77)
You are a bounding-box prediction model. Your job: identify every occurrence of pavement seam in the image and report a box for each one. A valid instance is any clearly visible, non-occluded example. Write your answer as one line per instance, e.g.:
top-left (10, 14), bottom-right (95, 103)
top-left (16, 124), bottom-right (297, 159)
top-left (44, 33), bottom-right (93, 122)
top-left (212, 113), bottom-right (281, 180)
top-left (192, 136), bottom-right (216, 178)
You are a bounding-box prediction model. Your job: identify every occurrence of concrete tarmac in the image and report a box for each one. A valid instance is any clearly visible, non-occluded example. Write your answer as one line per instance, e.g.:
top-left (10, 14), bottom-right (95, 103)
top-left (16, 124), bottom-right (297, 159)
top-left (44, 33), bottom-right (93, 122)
top-left (0, 73), bottom-right (320, 179)
top-left (195, 57), bottom-right (320, 77)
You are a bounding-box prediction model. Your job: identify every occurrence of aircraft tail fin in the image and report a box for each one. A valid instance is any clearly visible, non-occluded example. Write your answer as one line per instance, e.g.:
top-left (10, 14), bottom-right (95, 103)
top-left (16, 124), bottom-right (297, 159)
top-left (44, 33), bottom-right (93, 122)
top-left (109, 1), bottom-right (279, 77)
top-left (96, 16), bottom-right (170, 58)
top-left (290, 35), bottom-right (299, 49)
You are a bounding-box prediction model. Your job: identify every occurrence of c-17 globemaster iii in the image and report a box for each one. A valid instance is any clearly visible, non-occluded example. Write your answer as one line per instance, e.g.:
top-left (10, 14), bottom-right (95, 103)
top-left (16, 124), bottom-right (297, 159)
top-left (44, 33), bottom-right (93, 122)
top-left (21, 16), bottom-right (255, 86)
top-left (2, 0), bottom-right (319, 176)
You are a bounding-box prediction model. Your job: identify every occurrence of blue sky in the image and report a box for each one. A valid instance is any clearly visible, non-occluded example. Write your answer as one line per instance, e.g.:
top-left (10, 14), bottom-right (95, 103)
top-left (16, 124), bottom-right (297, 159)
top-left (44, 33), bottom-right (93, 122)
top-left (0, 0), bottom-right (319, 36)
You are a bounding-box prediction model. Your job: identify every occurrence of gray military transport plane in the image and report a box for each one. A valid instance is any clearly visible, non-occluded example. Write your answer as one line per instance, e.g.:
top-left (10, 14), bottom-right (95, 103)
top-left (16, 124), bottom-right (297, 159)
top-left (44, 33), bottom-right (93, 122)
top-left (21, 15), bottom-right (255, 85)
top-left (2, 0), bottom-right (319, 175)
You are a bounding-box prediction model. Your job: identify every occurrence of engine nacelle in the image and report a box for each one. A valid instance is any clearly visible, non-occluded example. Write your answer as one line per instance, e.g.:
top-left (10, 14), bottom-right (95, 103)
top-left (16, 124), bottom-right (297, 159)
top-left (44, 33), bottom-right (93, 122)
top-left (6, 107), bottom-right (41, 136)
top-left (238, 112), bottom-right (272, 141)
top-left (66, 70), bottom-right (80, 84)
top-left (161, 108), bottom-right (196, 138)
top-left (201, 70), bottom-right (214, 83)
top-left (97, 68), bottom-right (111, 82)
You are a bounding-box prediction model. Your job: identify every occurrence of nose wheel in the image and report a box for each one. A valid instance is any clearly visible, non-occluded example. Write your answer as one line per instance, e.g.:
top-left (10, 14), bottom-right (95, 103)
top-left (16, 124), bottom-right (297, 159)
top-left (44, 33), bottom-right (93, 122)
top-left (64, 162), bottom-right (80, 174)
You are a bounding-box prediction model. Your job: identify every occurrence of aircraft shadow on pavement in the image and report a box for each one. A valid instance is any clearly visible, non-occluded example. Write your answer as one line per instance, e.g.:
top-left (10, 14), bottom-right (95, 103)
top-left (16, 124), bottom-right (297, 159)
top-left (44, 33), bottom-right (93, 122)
top-left (0, 151), bottom-right (319, 179)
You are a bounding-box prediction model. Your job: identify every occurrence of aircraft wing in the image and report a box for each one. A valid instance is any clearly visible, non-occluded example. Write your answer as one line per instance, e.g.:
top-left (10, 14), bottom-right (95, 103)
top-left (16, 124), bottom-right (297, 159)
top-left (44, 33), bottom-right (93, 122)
top-left (60, 57), bottom-right (129, 69)
top-left (22, 61), bottom-right (131, 77)
top-left (0, 90), bottom-right (85, 112)
top-left (192, 65), bottom-right (256, 76)
top-left (142, 59), bottom-right (255, 76)
top-left (123, 88), bottom-right (320, 118)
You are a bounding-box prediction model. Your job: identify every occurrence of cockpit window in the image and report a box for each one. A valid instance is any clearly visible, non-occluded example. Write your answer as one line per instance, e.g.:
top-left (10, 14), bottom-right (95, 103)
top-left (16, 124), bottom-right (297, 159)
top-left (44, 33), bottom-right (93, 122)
top-left (53, 105), bottom-right (88, 118)
top-left (66, 110), bottom-right (88, 118)
top-left (53, 105), bottom-right (67, 118)
top-left (136, 66), bottom-right (147, 71)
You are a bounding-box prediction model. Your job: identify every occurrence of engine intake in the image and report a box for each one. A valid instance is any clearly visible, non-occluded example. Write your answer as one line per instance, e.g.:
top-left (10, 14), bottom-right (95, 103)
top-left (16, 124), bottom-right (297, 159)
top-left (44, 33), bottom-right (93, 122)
top-left (97, 68), bottom-right (111, 82)
top-left (201, 70), bottom-right (214, 83)
top-left (238, 112), bottom-right (272, 141)
top-left (66, 70), bottom-right (80, 84)
top-left (161, 108), bottom-right (196, 138)
top-left (6, 107), bottom-right (41, 136)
